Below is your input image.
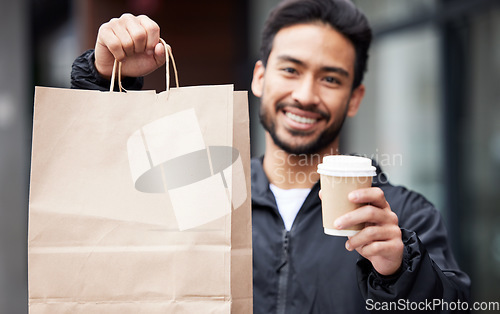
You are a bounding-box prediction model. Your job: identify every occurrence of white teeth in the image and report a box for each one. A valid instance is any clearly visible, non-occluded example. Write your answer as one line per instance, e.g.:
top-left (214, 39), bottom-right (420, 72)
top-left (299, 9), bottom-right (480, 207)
top-left (285, 112), bottom-right (317, 124)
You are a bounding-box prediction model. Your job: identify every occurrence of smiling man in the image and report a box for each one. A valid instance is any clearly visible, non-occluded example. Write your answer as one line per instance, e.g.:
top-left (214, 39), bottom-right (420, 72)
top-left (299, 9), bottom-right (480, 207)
top-left (254, 23), bottom-right (361, 157)
top-left (71, 0), bottom-right (471, 312)
top-left (253, 22), bottom-right (365, 188)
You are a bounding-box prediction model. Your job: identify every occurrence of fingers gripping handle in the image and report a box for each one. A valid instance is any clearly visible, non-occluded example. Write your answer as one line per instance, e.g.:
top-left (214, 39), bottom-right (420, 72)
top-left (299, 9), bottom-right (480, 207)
top-left (109, 38), bottom-right (180, 94)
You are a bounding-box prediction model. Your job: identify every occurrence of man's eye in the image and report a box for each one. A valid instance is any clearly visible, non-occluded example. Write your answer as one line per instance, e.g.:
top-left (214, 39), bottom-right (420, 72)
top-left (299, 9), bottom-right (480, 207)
top-left (324, 76), bottom-right (340, 84)
top-left (282, 67), bottom-right (297, 74)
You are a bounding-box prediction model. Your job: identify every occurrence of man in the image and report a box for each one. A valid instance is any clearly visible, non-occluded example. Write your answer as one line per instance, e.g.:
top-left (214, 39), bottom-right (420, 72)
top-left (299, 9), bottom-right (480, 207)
top-left (71, 0), bottom-right (471, 312)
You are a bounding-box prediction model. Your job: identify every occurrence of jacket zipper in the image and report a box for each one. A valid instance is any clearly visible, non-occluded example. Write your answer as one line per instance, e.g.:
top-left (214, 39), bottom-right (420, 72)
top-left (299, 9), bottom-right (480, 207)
top-left (276, 230), bottom-right (290, 314)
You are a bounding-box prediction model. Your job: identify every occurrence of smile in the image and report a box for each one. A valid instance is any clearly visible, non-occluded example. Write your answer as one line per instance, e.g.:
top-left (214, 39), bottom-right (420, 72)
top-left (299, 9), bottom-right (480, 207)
top-left (285, 111), bottom-right (318, 124)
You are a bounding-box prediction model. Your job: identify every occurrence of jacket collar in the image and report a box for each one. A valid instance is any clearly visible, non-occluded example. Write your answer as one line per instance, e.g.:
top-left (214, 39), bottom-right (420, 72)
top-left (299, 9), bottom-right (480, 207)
top-left (251, 157), bottom-right (277, 208)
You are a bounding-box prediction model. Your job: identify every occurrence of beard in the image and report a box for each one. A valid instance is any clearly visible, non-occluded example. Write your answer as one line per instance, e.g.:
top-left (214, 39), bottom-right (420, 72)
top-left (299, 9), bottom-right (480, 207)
top-left (259, 100), bottom-right (349, 155)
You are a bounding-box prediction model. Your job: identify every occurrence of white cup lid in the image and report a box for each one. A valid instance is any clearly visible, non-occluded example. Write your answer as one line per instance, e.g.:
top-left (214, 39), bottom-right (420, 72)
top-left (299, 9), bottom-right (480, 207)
top-left (317, 155), bottom-right (376, 177)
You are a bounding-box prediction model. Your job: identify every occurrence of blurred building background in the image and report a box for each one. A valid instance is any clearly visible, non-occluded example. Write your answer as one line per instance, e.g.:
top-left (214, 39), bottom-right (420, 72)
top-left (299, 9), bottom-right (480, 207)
top-left (0, 0), bottom-right (498, 312)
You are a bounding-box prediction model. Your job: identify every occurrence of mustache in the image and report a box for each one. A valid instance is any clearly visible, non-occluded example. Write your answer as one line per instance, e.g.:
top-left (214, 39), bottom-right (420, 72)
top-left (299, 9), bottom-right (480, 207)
top-left (276, 102), bottom-right (330, 121)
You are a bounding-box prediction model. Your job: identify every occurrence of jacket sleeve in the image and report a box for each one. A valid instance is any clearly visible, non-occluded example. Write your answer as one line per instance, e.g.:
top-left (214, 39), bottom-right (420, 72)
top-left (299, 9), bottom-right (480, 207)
top-left (70, 49), bottom-right (144, 91)
top-left (356, 187), bottom-right (471, 313)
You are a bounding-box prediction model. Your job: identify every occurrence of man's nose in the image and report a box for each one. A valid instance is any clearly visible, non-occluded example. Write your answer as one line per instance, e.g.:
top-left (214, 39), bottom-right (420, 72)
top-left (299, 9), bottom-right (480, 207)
top-left (291, 76), bottom-right (320, 106)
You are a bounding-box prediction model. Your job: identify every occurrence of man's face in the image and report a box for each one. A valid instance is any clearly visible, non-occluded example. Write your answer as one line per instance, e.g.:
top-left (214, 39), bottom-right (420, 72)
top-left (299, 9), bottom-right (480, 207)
top-left (252, 22), bottom-right (364, 155)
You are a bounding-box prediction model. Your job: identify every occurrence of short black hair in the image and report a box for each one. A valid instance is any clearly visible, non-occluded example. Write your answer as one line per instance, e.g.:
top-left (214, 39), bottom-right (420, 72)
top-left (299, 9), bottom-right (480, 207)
top-left (260, 0), bottom-right (372, 89)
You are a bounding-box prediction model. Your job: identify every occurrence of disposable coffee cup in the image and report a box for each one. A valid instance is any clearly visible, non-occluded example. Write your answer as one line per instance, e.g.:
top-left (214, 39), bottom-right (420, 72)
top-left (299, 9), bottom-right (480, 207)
top-left (317, 155), bottom-right (376, 236)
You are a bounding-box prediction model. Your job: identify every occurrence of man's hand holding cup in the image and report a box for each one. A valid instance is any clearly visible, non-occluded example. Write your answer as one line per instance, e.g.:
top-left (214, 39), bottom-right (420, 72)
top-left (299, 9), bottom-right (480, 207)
top-left (318, 156), bottom-right (403, 276)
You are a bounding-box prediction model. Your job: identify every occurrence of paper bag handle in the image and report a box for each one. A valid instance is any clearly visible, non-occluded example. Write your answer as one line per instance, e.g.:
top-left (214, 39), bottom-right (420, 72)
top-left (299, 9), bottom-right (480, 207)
top-left (109, 38), bottom-right (180, 94)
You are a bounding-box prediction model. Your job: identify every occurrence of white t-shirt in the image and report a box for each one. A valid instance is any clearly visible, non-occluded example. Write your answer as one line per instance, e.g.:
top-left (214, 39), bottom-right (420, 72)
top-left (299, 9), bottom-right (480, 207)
top-left (269, 184), bottom-right (311, 231)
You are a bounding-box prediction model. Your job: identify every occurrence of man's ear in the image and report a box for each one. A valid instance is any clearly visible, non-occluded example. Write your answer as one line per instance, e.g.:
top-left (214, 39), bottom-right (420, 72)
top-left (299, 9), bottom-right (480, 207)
top-left (251, 60), bottom-right (265, 98)
top-left (346, 84), bottom-right (365, 117)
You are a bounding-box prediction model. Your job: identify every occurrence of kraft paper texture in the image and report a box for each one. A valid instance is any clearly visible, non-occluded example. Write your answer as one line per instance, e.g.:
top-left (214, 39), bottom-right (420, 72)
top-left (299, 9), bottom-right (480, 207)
top-left (28, 85), bottom-right (252, 313)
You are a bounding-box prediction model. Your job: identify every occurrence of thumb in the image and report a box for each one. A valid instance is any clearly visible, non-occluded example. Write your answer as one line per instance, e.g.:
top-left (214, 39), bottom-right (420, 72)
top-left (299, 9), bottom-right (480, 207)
top-left (153, 42), bottom-right (167, 67)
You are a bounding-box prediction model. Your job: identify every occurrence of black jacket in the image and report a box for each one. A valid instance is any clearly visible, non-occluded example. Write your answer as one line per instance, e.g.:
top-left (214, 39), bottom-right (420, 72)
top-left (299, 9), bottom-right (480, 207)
top-left (251, 157), bottom-right (470, 313)
top-left (71, 50), bottom-right (471, 313)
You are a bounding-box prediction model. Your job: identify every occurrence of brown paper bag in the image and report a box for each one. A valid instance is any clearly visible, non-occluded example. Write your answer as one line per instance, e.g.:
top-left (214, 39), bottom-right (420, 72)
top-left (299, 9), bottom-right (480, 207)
top-left (28, 46), bottom-right (252, 313)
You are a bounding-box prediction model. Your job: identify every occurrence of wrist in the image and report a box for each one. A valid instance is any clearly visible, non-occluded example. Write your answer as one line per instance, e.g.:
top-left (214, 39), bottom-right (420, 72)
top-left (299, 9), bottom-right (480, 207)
top-left (94, 60), bottom-right (112, 80)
